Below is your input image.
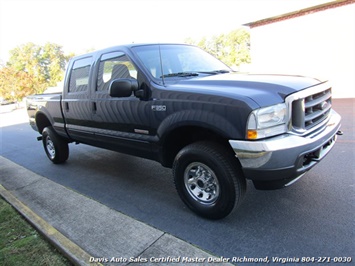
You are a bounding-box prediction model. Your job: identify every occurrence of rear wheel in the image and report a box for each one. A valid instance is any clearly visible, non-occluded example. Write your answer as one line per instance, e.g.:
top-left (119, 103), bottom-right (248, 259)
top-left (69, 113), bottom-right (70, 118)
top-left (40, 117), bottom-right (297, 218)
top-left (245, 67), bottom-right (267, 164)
top-left (42, 126), bottom-right (69, 164)
top-left (173, 141), bottom-right (246, 219)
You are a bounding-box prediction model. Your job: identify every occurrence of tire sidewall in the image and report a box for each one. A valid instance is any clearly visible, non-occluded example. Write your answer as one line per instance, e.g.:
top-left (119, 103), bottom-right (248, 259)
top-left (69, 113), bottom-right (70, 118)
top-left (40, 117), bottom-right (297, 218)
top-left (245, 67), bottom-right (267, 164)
top-left (174, 143), bottom-right (238, 219)
top-left (42, 127), bottom-right (69, 164)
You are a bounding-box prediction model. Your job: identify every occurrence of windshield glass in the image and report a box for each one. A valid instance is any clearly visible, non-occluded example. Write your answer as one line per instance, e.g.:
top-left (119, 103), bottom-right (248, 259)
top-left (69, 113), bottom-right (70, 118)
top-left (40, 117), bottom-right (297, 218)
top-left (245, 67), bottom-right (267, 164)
top-left (132, 44), bottom-right (231, 80)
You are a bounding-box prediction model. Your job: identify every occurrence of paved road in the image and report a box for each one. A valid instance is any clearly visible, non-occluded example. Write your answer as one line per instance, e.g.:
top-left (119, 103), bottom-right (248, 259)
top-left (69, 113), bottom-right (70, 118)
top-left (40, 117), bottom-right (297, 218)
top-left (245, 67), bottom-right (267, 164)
top-left (1, 99), bottom-right (354, 262)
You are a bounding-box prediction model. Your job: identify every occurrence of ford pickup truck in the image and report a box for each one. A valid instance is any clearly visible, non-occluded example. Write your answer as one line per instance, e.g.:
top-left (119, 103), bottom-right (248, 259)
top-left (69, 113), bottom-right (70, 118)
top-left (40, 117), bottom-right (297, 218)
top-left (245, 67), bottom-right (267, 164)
top-left (26, 43), bottom-right (342, 219)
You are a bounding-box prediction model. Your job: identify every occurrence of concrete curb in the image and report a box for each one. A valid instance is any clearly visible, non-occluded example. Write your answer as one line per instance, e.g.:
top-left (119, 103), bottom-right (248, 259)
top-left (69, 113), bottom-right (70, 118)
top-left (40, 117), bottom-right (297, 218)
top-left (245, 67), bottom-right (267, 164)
top-left (0, 156), bottom-right (233, 266)
top-left (0, 184), bottom-right (100, 266)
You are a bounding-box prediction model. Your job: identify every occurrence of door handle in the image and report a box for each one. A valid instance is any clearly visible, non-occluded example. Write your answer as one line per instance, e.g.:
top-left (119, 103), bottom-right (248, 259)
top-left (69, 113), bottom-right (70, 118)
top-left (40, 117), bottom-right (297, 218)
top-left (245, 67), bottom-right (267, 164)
top-left (92, 102), bottom-right (97, 113)
top-left (65, 102), bottom-right (69, 111)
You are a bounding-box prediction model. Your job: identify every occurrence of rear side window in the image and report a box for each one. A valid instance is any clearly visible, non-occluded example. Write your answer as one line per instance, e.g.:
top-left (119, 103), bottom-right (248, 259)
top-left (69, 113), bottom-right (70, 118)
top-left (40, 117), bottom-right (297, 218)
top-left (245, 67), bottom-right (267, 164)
top-left (69, 57), bottom-right (92, 92)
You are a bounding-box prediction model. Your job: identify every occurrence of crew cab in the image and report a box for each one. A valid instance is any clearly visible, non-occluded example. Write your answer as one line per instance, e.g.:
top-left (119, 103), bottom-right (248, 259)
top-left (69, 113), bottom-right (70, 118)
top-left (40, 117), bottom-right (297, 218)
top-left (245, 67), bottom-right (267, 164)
top-left (27, 43), bottom-right (342, 219)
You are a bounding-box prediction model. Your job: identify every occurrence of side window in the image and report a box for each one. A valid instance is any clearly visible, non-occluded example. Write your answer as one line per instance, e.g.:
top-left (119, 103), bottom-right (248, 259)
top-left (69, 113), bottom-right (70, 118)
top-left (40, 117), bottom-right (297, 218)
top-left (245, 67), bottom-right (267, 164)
top-left (69, 57), bottom-right (92, 92)
top-left (97, 52), bottom-right (137, 91)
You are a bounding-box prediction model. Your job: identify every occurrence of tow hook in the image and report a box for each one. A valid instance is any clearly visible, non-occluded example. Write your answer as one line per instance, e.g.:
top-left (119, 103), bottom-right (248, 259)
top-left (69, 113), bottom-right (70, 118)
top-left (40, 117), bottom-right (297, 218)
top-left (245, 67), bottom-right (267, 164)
top-left (336, 130), bottom-right (344, 136)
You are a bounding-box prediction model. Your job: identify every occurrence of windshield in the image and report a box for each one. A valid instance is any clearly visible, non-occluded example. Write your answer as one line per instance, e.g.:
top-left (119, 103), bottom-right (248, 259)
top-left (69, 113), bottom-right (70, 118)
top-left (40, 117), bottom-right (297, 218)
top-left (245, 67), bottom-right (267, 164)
top-left (132, 44), bottom-right (231, 81)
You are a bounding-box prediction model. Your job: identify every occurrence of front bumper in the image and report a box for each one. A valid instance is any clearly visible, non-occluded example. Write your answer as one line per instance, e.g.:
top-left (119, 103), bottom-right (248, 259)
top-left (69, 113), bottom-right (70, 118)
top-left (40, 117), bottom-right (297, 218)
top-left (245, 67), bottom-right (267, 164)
top-left (229, 110), bottom-right (342, 190)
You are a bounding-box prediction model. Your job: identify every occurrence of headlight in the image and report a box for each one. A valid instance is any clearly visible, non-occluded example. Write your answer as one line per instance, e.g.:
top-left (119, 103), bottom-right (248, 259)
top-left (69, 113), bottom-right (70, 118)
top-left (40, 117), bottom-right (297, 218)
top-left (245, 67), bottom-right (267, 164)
top-left (246, 103), bottom-right (287, 139)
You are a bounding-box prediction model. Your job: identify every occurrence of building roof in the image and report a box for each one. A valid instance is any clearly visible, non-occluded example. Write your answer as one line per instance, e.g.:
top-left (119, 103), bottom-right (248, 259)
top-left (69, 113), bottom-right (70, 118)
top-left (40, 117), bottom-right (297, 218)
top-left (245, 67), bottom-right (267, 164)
top-left (244, 0), bottom-right (355, 28)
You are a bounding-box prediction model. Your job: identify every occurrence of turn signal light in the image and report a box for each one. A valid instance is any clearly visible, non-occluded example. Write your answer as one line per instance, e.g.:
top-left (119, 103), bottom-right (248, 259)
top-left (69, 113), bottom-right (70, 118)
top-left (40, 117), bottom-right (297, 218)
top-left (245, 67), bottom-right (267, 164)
top-left (247, 130), bottom-right (257, 140)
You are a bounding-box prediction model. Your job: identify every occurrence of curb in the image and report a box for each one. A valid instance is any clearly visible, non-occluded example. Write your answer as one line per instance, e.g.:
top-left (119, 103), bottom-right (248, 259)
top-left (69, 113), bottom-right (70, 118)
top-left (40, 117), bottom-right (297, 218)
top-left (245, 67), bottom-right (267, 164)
top-left (0, 156), bottom-right (234, 266)
top-left (0, 184), bottom-right (102, 266)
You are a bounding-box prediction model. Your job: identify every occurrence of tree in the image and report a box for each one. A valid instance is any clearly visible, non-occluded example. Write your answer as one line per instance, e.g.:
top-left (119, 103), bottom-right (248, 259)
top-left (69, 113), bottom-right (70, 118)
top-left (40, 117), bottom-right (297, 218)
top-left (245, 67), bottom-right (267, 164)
top-left (8, 42), bottom-right (69, 87)
top-left (0, 66), bottom-right (44, 102)
top-left (0, 42), bottom-right (71, 101)
top-left (222, 28), bottom-right (251, 67)
top-left (41, 43), bottom-right (68, 86)
top-left (185, 27), bottom-right (251, 68)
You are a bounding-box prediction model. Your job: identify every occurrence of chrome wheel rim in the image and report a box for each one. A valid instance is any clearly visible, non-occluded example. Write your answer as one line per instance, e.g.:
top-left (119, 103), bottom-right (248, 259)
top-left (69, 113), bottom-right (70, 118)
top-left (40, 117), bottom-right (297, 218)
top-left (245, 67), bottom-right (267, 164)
top-left (45, 136), bottom-right (55, 159)
top-left (184, 162), bottom-right (220, 205)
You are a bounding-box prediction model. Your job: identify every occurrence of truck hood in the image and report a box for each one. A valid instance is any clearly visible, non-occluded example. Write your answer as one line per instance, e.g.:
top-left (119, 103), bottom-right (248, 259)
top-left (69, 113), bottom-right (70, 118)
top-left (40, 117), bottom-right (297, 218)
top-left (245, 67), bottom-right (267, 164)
top-left (165, 73), bottom-right (324, 107)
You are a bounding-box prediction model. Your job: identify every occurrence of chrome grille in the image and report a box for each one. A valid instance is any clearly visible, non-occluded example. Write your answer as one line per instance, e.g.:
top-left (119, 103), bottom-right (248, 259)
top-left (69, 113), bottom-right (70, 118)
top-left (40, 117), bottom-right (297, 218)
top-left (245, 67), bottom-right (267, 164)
top-left (287, 83), bottom-right (332, 135)
top-left (304, 88), bottom-right (332, 129)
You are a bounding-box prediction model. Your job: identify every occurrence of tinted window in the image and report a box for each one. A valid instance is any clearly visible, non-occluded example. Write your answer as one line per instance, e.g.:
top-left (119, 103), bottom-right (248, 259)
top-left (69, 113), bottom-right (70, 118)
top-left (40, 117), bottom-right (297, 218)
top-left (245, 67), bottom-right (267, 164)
top-left (97, 52), bottom-right (137, 91)
top-left (69, 57), bottom-right (92, 92)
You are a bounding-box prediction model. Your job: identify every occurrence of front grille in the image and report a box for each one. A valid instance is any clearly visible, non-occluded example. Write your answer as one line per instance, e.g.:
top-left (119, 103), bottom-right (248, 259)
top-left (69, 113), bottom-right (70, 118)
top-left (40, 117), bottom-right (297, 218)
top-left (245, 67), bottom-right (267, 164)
top-left (288, 84), bottom-right (332, 134)
top-left (304, 88), bottom-right (332, 129)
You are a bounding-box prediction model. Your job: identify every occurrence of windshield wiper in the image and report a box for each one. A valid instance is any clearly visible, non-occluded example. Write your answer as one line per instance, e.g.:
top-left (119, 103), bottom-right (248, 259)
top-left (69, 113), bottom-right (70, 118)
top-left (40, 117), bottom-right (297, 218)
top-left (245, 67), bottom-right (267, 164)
top-left (197, 70), bottom-right (231, 75)
top-left (160, 70), bottom-right (231, 78)
top-left (160, 72), bottom-right (199, 78)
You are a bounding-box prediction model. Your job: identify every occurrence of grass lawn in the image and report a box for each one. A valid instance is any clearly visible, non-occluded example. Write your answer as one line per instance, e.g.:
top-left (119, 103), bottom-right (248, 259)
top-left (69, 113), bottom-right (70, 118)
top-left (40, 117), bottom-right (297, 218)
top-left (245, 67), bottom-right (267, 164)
top-left (0, 196), bottom-right (72, 266)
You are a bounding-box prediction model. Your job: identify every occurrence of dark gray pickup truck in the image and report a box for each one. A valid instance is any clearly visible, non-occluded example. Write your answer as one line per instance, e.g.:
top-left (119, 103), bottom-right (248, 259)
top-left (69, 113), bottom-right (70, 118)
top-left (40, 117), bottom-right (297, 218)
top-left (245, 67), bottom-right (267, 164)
top-left (27, 43), bottom-right (342, 219)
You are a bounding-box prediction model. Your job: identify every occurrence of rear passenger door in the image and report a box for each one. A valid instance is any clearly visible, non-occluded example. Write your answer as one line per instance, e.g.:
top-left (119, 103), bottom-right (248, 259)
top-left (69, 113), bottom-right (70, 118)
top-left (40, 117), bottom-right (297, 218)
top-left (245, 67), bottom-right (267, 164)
top-left (62, 56), bottom-right (96, 143)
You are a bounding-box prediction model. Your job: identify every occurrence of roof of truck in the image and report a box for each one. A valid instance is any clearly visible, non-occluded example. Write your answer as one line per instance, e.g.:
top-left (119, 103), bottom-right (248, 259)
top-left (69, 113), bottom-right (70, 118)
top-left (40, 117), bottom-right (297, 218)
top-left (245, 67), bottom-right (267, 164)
top-left (72, 43), bottom-right (191, 59)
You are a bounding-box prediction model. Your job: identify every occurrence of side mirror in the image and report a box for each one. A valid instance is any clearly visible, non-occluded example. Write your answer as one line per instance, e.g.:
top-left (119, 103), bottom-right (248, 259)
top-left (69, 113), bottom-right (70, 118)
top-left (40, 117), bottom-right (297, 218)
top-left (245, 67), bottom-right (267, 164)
top-left (109, 79), bottom-right (138, 98)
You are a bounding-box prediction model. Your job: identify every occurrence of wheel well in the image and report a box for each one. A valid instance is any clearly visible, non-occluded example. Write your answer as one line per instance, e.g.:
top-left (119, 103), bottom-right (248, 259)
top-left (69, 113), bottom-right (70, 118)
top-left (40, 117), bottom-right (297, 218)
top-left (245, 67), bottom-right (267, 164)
top-left (35, 113), bottom-right (51, 134)
top-left (160, 126), bottom-right (233, 168)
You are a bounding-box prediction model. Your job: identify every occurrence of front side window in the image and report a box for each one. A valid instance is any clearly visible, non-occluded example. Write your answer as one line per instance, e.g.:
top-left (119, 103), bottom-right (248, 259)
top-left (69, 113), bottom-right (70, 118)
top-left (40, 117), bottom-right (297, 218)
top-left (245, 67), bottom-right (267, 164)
top-left (97, 52), bottom-right (137, 91)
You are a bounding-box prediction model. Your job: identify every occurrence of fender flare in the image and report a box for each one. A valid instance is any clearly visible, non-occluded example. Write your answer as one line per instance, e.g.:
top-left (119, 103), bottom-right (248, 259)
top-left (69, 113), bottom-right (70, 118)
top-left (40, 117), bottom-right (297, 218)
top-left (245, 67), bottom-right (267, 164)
top-left (35, 108), bottom-right (54, 133)
top-left (157, 110), bottom-right (242, 140)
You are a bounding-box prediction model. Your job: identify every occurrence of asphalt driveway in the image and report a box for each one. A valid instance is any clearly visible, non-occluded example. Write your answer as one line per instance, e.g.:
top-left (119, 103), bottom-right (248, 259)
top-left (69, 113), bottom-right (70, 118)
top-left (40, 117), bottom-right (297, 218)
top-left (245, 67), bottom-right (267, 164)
top-left (0, 99), bottom-right (354, 263)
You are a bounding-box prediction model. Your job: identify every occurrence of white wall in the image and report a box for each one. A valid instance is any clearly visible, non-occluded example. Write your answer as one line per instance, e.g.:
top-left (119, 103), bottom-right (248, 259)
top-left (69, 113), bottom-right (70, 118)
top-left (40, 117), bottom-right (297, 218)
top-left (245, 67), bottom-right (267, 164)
top-left (249, 4), bottom-right (355, 98)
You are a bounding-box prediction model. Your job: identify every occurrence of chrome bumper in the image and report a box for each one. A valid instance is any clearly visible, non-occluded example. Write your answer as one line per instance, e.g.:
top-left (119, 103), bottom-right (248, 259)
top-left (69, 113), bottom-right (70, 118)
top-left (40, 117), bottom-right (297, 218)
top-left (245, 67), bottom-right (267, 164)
top-left (229, 110), bottom-right (342, 189)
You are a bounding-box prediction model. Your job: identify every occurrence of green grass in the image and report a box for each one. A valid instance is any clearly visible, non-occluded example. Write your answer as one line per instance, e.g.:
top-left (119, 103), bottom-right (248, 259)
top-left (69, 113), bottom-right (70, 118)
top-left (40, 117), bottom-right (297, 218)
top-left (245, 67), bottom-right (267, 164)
top-left (0, 196), bottom-right (73, 266)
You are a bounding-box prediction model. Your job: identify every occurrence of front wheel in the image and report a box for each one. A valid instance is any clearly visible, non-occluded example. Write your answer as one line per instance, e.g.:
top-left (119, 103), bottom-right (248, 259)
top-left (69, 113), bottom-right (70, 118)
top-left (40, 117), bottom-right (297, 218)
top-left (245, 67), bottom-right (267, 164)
top-left (173, 142), bottom-right (246, 219)
top-left (42, 126), bottom-right (69, 164)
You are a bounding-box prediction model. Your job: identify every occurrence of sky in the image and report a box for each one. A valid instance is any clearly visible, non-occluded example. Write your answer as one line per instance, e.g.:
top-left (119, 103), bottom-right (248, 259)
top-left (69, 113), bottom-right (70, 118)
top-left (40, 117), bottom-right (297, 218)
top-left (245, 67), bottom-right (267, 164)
top-left (0, 0), bottom-right (331, 63)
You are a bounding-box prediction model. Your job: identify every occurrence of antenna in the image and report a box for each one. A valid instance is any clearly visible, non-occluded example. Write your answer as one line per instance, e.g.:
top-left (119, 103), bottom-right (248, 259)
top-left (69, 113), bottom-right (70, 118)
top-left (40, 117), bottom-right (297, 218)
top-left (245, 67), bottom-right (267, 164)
top-left (158, 44), bottom-right (165, 86)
